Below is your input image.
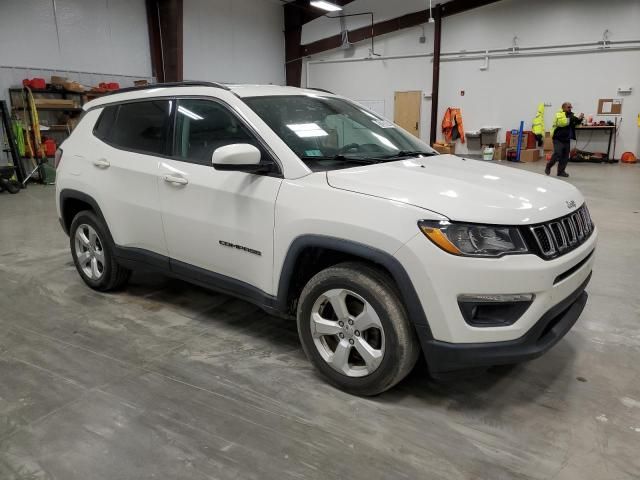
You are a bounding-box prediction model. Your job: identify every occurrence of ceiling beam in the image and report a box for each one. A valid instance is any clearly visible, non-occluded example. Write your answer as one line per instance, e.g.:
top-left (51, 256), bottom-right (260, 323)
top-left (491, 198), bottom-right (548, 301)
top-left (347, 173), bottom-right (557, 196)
top-left (284, 0), bottom-right (355, 87)
top-left (441, 0), bottom-right (502, 17)
top-left (301, 0), bottom-right (501, 56)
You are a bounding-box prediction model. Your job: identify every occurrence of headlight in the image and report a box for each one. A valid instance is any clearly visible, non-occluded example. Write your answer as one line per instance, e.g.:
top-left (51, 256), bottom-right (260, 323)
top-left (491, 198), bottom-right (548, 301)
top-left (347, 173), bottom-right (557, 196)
top-left (418, 220), bottom-right (529, 257)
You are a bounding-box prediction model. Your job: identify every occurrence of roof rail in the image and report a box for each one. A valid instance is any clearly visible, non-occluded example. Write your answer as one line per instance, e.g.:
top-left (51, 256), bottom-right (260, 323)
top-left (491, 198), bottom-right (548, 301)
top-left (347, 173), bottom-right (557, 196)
top-left (105, 81), bottom-right (230, 96)
top-left (307, 87), bottom-right (335, 94)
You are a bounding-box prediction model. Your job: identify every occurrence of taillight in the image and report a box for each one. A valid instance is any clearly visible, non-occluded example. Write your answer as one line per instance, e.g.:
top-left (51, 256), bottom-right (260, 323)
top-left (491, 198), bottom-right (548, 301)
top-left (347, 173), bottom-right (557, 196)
top-left (54, 148), bottom-right (63, 169)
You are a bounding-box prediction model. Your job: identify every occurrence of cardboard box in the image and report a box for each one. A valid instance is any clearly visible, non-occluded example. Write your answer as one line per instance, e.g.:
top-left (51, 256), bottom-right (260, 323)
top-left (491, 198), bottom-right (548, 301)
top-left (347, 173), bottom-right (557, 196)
top-left (493, 144), bottom-right (506, 160)
top-left (520, 149), bottom-right (540, 162)
top-left (507, 130), bottom-right (536, 149)
top-left (63, 81), bottom-right (85, 93)
top-left (432, 142), bottom-right (456, 155)
top-left (50, 75), bottom-right (67, 86)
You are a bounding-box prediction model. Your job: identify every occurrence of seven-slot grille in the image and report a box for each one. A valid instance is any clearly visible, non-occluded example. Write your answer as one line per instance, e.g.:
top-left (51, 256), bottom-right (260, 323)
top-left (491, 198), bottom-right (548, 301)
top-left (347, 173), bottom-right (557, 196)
top-left (529, 204), bottom-right (594, 258)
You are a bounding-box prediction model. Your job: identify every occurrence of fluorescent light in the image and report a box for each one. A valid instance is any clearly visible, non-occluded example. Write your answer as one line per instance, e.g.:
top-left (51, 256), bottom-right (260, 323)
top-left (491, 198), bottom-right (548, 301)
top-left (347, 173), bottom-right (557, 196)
top-left (177, 105), bottom-right (203, 120)
top-left (310, 1), bottom-right (342, 12)
top-left (287, 123), bottom-right (328, 138)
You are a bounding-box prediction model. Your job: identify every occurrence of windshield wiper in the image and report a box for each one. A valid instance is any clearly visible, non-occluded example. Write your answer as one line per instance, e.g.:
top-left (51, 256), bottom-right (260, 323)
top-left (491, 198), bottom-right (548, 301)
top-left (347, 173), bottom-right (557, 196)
top-left (299, 155), bottom-right (383, 164)
top-left (378, 150), bottom-right (436, 159)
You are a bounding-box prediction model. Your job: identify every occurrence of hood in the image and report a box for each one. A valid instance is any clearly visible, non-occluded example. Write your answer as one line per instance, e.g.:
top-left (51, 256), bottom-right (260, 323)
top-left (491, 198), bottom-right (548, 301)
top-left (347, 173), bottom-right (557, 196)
top-left (326, 155), bottom-right (585, 225)
top-left (536, 103), bottom-right (545, 115)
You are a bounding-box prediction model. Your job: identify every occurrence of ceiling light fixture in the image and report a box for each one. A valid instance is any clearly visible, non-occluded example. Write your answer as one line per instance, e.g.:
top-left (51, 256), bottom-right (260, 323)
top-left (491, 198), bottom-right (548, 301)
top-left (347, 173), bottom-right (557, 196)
top-left (428, 0), bottom-right (435, 23)
top-left (310, 1), bottom-right (343, 12)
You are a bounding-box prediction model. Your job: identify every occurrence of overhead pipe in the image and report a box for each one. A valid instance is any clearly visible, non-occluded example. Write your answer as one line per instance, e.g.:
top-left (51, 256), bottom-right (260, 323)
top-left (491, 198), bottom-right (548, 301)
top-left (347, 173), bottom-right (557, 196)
top-left (439, 44), bottom-right (640, 62)
top-left (305, 39), bottom-right (640, 84)
top-left (306, 39), bottom-right (640, 65)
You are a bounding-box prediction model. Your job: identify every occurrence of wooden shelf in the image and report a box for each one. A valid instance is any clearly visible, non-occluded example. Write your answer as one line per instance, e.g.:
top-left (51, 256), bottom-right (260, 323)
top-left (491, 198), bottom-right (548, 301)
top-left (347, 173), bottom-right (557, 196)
top-left (9, 87), bottom-right (83, 95)
top-left (27, 125), bottom-right (71, 132)
top-left (13, 106), bottom-right (82, 112)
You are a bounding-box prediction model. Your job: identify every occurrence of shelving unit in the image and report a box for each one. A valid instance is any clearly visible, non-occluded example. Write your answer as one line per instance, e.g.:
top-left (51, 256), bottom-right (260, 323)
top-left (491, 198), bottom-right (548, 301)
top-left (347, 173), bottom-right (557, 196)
top-left (8, 86), bottom-right (105, 135)
top-left (7, 85), bottom-right (107, 185)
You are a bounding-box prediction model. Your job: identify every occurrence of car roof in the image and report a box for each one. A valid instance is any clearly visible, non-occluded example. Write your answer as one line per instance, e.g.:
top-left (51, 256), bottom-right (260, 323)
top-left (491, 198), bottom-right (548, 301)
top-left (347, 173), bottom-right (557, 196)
top-left (228, 84), bottom-right (335, 98)
top-left (83, 82), bottom-right (337, 110)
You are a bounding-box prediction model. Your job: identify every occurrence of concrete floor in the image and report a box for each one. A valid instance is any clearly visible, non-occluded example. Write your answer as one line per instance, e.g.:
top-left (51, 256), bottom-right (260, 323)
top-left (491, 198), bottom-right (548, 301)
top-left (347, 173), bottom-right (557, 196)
top-left (0, 161), bottom-right (639, 480)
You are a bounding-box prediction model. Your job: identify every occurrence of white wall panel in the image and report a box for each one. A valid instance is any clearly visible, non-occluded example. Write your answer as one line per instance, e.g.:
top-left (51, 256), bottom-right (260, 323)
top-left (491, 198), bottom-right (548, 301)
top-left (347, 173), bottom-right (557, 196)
top-left (0, 0), bottom-right (151, 76)
top-left (183, 0), bottom-right (285, 84)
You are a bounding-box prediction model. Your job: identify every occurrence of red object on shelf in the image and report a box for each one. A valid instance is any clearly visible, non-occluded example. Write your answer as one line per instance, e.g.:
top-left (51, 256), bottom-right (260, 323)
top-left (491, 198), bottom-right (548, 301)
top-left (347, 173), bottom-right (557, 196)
top-left (98, 82), bottom-right (120, 90)
top-left (22, 78), bottom-right (46, 89)
top-left (43, 138), bottom-right (57, 157)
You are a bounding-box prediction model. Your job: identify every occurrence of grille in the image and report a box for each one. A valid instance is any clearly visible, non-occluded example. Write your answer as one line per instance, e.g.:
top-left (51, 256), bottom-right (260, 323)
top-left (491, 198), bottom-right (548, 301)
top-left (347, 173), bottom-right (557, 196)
top-left (529, 204), bottom-right (594, 258)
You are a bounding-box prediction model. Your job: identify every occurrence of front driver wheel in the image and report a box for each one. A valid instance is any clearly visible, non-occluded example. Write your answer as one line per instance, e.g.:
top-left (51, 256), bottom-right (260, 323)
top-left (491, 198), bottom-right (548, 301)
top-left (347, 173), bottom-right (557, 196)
top-left (297, 262), bottom-right (419, 396)
top-left (70, 210), bottom-right (131, 291)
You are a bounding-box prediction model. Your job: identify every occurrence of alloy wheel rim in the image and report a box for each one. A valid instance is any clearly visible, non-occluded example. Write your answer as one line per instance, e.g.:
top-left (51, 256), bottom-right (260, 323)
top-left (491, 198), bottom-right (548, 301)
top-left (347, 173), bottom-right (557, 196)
top-left (310, 288), bottom-right (385, 377)
top-left (74, 224), bottom-right (105, 280)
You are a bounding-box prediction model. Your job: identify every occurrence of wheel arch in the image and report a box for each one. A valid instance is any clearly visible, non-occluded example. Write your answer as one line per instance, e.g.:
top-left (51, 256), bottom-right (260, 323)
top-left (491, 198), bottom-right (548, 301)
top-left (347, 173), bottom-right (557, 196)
top-left (276, 235), bottom-right (432, 335)
top-left (59, 189), bottom-right (112, 242)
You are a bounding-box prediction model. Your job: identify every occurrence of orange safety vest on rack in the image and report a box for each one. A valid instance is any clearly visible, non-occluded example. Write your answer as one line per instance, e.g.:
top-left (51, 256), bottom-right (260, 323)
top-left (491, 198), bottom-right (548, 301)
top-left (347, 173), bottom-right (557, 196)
top-left (442, 107), bottom-right (465, 143)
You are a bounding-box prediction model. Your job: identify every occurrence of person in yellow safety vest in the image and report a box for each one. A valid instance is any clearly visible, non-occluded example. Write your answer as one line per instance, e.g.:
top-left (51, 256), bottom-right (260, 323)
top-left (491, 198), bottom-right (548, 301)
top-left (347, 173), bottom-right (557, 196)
top-left (545, 102), bottom-right (584, 178)
top-left (532, 103), bottom-right (545, 147)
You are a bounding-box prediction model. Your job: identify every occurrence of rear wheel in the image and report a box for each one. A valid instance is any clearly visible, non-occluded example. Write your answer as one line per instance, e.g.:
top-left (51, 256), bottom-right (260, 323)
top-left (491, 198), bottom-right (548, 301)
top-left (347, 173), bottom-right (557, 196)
top-left (70, 211), bottom-right (131, 291)
top-left (297, 262), bottom-right (419, 396)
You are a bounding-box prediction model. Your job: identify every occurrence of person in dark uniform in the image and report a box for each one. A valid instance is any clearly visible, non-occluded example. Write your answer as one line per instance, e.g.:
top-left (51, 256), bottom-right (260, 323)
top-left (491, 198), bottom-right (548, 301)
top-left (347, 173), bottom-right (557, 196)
top-left (545, 102), bottom-right (584, 177)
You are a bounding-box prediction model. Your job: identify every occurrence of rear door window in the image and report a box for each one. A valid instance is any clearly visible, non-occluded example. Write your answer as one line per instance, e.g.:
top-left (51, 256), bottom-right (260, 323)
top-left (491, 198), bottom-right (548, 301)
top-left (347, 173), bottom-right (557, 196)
top-left (98, 100), bottom-right (173, 155)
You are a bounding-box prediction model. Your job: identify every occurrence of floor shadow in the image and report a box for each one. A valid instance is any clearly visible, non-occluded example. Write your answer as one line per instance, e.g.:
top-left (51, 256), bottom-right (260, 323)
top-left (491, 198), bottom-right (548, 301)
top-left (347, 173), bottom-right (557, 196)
top-left (116, 271), bottom-right (579, 404)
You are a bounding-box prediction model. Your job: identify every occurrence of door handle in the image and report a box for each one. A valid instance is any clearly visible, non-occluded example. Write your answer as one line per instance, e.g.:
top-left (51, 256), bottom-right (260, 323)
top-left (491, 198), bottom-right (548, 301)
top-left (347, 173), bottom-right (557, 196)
top-left (92, 158), bottom-right (110, 169)
top-left (163, 174), bottom-right (188, 186)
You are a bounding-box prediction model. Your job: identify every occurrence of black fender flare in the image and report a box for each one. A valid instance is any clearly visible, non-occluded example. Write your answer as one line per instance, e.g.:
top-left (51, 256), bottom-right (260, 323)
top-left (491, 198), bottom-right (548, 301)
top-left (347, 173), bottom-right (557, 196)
top-left (59, 189), bottom-right (111, 240)
top-left (276, 235), bottom-right (433, 335)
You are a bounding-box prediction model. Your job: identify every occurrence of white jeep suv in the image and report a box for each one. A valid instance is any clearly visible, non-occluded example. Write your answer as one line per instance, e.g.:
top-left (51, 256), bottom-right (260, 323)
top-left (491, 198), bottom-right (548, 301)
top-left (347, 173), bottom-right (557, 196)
top-left (56, 82), bottom-right (596, 395)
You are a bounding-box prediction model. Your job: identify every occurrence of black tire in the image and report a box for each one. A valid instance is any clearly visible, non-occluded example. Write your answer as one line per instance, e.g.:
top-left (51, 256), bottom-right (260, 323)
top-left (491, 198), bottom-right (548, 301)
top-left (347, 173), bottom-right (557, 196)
top-left (69, 210), bottom-right (131, 291)
top-left (297, 262), bottom-right (419, 396)
top-left (5, 180), bottom-right (20, 194)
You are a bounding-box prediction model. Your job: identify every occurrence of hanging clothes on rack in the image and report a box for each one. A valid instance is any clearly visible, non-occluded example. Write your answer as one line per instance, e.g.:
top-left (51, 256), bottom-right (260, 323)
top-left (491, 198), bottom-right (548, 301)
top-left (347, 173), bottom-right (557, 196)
top-left (442, 108), bottom-right (465, 143)
top-left (532, 103), bottom-right (546, 147)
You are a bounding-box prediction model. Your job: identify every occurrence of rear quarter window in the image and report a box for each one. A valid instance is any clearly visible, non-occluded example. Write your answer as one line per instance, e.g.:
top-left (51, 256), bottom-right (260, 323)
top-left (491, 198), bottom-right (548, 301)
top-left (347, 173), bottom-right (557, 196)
top-left (93, 106), bottom-right (118, 141)
top-left (92, 100), bottom-right (173, 156)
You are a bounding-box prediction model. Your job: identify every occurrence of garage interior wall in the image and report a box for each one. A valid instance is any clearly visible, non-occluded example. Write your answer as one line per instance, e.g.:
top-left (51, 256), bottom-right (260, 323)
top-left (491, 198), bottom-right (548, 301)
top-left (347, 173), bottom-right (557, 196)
top-left (0, 0), bottom-right (153, 105)
top-left (303, 0), bottom-right (640, 157)
top-left (183, 0), bottom-right (285, 85)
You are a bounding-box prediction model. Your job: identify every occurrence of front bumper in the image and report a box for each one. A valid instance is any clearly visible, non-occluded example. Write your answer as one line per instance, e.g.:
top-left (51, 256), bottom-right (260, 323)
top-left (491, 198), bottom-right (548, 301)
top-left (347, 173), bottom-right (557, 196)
top-left (394, 228), bottom-right (597, 344)
top-left (417, 273), bottom-right (590, 373)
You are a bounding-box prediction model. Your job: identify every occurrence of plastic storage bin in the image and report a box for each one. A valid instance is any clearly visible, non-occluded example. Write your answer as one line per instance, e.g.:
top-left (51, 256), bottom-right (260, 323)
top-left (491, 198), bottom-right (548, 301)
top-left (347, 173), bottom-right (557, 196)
top-left (466, 131), bottom-right (482, 151)
top-left (480, 127), bottom-right (500, 145)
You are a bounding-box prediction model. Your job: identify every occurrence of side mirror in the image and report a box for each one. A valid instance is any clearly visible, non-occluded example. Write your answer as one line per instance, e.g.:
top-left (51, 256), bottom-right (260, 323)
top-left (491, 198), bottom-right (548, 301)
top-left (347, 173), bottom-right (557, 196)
top-left (212, 144), bottom-right (263, 172)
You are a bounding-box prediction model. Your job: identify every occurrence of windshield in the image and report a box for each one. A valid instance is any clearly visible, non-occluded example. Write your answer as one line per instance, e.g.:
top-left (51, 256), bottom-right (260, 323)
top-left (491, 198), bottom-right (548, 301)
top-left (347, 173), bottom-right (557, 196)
top-left (243, 95), bottom-right (436, 171)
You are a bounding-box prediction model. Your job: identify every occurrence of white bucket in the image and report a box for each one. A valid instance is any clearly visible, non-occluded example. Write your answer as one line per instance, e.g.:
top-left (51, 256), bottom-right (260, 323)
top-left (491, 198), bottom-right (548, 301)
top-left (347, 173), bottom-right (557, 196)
top-left (483, 147), bottom-right (495, 161)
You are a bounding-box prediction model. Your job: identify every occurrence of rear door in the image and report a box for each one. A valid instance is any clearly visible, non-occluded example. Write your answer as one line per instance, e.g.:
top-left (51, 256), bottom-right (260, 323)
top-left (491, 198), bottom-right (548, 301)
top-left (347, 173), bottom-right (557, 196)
top-left (158, 98), bottom-right (282, 294)
top-left (89, 99), bottom-right (172, 256)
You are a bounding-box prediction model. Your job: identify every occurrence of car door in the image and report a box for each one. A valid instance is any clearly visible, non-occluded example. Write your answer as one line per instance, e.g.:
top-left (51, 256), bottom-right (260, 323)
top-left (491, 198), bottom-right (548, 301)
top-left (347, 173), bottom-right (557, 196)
top-left (158, 98), bottom-right (282, 295)
top-left (88, 99), bottom-right (171, 257)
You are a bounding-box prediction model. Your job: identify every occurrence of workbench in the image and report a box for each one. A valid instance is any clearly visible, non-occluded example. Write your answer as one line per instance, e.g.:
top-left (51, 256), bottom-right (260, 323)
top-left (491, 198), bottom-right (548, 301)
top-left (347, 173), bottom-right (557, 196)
top-left (571, 125), bottom-right (617, 163)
